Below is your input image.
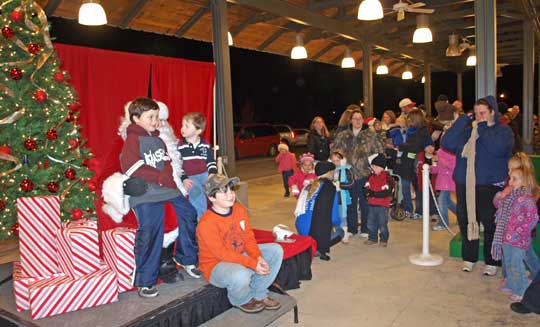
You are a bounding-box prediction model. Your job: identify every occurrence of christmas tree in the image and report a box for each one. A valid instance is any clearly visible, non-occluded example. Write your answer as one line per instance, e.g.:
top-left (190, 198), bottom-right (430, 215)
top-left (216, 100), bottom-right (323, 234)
top-left (0, 0), bottom-right (96, 239)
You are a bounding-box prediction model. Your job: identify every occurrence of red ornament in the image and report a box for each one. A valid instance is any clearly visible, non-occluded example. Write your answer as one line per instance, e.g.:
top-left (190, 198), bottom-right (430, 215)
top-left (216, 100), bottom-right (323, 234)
top-left (9, 67), bottom-right (22, 80)
top-left (27, 42), bottom-right (41, 55)
top-left (68, 102), bottom-right (80, 112)
top-left (24, 139), bottom-right (37, 151)
top-left (71, 208), bottom-right (83, 220)
top-left (0, 145), bottom-right (11, 155)
top-left (10, 222), bottom-right (19, 236)
top-left (46, 128), bottom-right (58, 140)
top-left (10, 10), bottom-right (23, 23)
top-left (66, 112), bottom-right (76, 123)
top-left (43, 159), bottom-right (49, 169)
top-left (87, 180), bottom-right (97, 192)
top-left (0, 200), bottom-right (5, 211)
top-left (68, 138), bottom-right (79, 151)
top-left (20, 178), bottom-right (34, 192)
top-left (47, 181), bottom-right (59, 193)
top-left (65, 167), bottom-right (77, 180)
top-left (53, 71), bottom-right (64, 82)
top-left (34, 89), bottom-right (47, 102)
top-left (1, 26), bottom-right (14, 39)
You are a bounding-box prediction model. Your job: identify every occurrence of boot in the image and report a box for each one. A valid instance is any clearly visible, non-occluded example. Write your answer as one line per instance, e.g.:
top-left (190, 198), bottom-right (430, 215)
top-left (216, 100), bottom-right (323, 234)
top-left (341, 227), bottom-right (350, 244)
top-left (159, 243), bottom-right (177, 277)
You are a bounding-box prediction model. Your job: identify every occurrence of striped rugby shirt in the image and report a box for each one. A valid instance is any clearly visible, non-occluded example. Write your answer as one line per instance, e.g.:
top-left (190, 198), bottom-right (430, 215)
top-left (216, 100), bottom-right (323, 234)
top-left (178, 138), bottom-right (217, 180)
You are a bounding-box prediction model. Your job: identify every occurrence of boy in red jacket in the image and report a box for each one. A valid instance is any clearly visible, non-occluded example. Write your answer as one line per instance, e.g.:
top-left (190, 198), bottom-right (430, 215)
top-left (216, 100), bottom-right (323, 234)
top-left (363, 154), bottom-right (394, 247)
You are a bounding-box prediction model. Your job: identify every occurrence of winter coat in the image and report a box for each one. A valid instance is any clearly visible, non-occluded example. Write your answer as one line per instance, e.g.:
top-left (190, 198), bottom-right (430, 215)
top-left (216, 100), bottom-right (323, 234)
top-left (289, 170), bottom-right (317, 196)
top-left (332, 127), bottom-right (385, 179)
top-left (364, 171), bottom-right (394, 207)
top-left (441, 115), bottom-right (514, 185)
top-left (275, 152), bottom-right (297, 173)
top-left (387, 125), bottom-right (406, 147)
top-left (394, 127), bottom-right (433, 181)
top-left (430, 148), bottom-right (456, 192)
top-left (307, 130), bottom-right (331, 161)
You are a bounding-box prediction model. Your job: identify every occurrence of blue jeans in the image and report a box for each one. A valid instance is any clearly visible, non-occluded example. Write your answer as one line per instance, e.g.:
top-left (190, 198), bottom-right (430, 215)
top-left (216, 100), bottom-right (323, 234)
top-left (281, 170), bottom-right (294, 195)
top-left (502, 244), bottom-right (540, 281)
top-left (502, 244), bottom-right (540, 296)
top-left (436, 190), bottom-right (456, 226)
top-left (132, 195), bottom-right (198, 287)
top-left (209, 243), bottom-right (284, 306)
top-left (367, 205), bottom-right (389, 242)
top-left (401, 178), bottom-right (413, 213)
top-left (188, 172), bottom-right (209, 221)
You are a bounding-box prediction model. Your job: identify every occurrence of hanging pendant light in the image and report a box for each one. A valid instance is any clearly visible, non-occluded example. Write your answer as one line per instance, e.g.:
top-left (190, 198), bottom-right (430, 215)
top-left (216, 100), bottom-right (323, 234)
top-left (375, 58), bottom-right (388, 75)
top-left (402, 65), bottom-right (413, 80)
top-left (466, 46), bottom-right (476, 66)
top-left (291, 33), bottom-right (307, 59)
top-left (412, 15), bottom-right (433, 43)
top-left (78, 0), bottom-right (107, 26)
top-left (357, 0), bottom-right (384, 21)
top-left (341, 47), bottom-right (355, 68)
top-left (228, 32), bottom-right (233, 46)
top-left (446, 33), bottom-right (461, 57)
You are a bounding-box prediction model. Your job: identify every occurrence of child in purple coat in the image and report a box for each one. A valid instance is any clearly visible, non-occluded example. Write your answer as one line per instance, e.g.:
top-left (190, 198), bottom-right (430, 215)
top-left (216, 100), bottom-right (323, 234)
top-left (430, 147), bottom-right (456, 231)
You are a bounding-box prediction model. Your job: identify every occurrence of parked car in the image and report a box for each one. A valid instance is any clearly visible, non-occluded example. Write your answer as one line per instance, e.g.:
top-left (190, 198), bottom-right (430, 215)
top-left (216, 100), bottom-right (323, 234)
top-left (234, 124), bottom-right (281, 158)
top-left (293, 128), bottom-right (309, 147)
top-left (274, 124), bottom-right (296, 147)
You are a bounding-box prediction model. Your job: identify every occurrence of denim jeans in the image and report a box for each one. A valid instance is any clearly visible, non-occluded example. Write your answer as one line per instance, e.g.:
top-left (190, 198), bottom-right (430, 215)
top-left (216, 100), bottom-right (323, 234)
top-left (367, 205), bottom-right (389, 242)
top-left (436, 190), bottom-right (456, 226)
top-left (401, 178), bottom-right (413, 213)
top-left (281, 170), bottom-right (294, 195)
top-left (209, 243), bottom-right (284, 306)
top-left (132, 195), bottom-right (198, 287)
top-left (502, 244), bottom-right (537, 296)
top-left (188, 171), bottom-right (209, 221)
top-left (502, 244), bottom-right (540, 281)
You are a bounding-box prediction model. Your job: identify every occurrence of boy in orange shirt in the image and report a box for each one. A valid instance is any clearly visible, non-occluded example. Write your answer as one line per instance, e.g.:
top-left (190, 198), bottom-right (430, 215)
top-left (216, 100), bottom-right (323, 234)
top-left (196, 175), bottom-right (283, 313)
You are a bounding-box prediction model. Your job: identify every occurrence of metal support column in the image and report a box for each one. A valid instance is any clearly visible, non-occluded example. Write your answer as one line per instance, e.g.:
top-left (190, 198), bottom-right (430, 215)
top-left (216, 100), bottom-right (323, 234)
top-left (457, 72), bottom-right (463, 101)
top-left (424, 63), bottom-right (432, 116)
top-left (474, 0), bottom-right (497, 99)
top-left (362, 44), bottom-right (373, 117)
top-left (523, 20), bottom-right (535, 153)
top-left (210, 0), bottom-right (236, 175)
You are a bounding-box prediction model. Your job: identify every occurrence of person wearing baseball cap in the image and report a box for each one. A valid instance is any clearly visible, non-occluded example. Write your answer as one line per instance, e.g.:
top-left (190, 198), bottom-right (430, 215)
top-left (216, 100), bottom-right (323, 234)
top-left (398, 98), bottom-right (416, 118)
top-left (196, 174), bottom-right (283, 314)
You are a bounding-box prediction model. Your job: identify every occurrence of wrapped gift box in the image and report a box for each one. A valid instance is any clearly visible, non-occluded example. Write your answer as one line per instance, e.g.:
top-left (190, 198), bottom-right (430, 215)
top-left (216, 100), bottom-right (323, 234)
top-left (17, 196), bottom-right (61, 277)
top-left (101, 227), bottom-right (136, 292)
top-left (29, 265), bottom-right (118, 320)
top-left (56, 219), bottom-right (101, 278)
top-left (12, 262), bottom-right (64, 312)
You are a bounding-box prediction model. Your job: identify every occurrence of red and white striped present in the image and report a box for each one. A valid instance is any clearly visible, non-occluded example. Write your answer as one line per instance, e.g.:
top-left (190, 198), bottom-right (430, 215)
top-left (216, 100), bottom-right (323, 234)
top-left (101, 227), bottom-right (136, 292)
top-left (28, 265), bottom-right (118, 320)
top-left (17, 196), bottom-right (61, 277)
top-left (56, 219), bottom-right (101, 278)
top-left (12, 262), bottom-right (64, 312)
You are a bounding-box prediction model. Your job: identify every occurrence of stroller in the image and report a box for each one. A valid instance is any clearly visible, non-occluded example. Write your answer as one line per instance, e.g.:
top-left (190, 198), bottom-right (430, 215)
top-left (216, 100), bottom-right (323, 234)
top-left (388, 172), bottom-right (407, 221)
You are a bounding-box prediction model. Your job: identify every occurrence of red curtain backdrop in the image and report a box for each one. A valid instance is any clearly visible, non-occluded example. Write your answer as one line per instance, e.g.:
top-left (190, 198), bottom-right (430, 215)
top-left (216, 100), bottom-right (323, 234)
top-left (54, 43), bottom-right (151, 161)
top-left (150, 55), bottom-right (215, 142)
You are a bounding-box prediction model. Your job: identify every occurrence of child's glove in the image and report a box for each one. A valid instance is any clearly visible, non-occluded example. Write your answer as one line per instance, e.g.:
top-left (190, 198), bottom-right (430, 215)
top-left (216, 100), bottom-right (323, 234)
top-left (381, 184), bottom-right (389, 190)
top-left (364, 181), bottom-right (370, 188)
top-left (292, 185), bottom-right (300, 196)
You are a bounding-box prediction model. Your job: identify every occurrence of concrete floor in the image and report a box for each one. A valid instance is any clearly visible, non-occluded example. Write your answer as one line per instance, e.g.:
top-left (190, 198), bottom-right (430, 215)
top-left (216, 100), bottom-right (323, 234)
top-left (242, 174), bottom-right (540, 327)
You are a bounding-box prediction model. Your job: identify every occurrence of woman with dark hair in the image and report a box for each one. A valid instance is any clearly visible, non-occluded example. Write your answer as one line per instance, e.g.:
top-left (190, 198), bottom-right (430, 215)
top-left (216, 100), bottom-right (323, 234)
top-left (442, 95), bottom-right (514, 275)
top-left (307, 116), bottom-right (331, 161)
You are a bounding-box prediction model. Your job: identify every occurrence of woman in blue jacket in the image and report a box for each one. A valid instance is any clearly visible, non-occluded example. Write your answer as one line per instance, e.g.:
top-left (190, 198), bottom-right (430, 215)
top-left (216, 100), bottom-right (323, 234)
top-left (442, 95), bottom-right (514, 275)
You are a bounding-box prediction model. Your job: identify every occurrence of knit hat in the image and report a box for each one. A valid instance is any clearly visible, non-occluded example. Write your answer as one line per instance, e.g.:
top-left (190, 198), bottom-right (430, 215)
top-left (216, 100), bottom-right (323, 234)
top-left (365, 117), bottom-right (376, 127)
top-left (437, 94), bottom-right (449, 102)
top-left (481, 95), bottom-right (500, 121)
top-left (370, 153), bottom-right (387, 169)
top-left (299, 153), bottom-right (314, 164)
top-left (157, 101), bottom-right (169, 120)
top-left (315, 161), bottom-right (335, 177)
top-left (278, 143), bottom-right (289, 152)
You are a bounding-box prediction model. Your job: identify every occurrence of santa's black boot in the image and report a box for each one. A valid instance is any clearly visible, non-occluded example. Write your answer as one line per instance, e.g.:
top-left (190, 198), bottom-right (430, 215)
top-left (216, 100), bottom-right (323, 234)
top-left (159, 243), bottom-right (183, 283)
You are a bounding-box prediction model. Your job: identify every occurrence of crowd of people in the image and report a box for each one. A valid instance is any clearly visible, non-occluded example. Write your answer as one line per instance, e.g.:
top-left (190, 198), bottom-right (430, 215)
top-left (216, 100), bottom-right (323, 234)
top-left (276, 95), bottom-right (540, 314)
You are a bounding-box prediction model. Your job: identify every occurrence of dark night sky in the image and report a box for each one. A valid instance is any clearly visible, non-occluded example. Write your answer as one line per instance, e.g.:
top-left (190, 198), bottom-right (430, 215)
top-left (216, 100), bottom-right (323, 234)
top-left (49, 17), bottom-right (526, 129)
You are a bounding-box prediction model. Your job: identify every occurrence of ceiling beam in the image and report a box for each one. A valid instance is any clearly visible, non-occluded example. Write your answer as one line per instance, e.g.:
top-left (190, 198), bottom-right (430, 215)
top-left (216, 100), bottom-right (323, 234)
top-left (231, 12), bottom-right (270, 36)
top-left (44, 0), bottom-right (62, 16)
top-left (175, 7), bottom-right (209, 37)
top-left (309, 0), bottom-right (357, 11)
top-left (257, 21), bottom-right (300, 50)
top-left (311, 42), bottom-right (338, 60)
top-left (227, 0), bottom-right (452, 71)
top-left (119, 0), bottom-right (150, 28)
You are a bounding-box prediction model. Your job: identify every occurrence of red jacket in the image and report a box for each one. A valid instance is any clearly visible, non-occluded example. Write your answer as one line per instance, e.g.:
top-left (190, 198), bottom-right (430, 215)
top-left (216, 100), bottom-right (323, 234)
top-left (364, 171), bottom-right (394, 207)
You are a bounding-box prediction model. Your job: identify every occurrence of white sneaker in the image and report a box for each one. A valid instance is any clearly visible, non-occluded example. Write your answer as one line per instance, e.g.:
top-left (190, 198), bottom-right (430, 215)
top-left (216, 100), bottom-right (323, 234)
top-left (173, 257), bottom-right (202, 279)
top-left (483, 265), bottom-right (498, 276)
top-left (342, 232), bottom-right (352, 244)
top-left (359, 233), bottom-right (369, 238)
top-left (462, 261), bottom-right (475, 272)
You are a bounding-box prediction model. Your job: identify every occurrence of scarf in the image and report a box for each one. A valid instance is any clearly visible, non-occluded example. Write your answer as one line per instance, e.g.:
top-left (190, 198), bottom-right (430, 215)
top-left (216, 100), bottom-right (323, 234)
top-left (461, 121), bottom-right (479, 241)
top-left (491, 188), bottom-right (527, 260)
top-left (336, 165), bottom-right (352, 219)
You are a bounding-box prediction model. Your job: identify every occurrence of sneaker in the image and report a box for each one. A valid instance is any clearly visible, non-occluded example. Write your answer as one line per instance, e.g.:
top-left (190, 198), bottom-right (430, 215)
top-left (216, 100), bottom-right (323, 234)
top-left (509, 294), bottom-right (523, 302)
top-left (359, 233), bottom-right (369, 238)
top-left (380, 241), bottom-right (388, 247)
top-left (284, 192), bottom-right (290, 198)
top-left (483, 265), bottom-right (498, 276)
top-left (319, 253), bottom-right (331, 261)
top-left (160, 269), bottom-right (184, 284)
top-left (510, 302), bottom-right (532, 314)
top-left (237, 298), bottom-right (265, 314)
top-left (432, 225), bottom-right (445, 231)
top-left (462, 261), bottom-right (475, 272)
top-left (364, 240), bottom-right (378, 246)
top-left (342, 232), bottom-right (352, 244)
top-left (411, 213), bottom-right (423, 220)
top-left (499, 287), bottom-right (513, 294)
top-left (173, 258), bottom-right (203, 279)
top-left (138, 286), bottom-right (159, 298)
top-left (430, 215), bottom-right (439, 222)
top-left (259, 296), bottom-right (281, 310)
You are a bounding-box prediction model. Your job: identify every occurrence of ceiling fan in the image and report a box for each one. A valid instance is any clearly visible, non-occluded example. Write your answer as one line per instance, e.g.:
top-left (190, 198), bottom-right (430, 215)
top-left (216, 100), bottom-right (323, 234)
top-left (385, 1), bottom-right (435, 22)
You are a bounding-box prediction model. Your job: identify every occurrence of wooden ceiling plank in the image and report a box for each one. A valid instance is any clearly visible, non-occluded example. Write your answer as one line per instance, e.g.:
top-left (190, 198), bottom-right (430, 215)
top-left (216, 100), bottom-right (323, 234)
top-left (311, 42), bottom-right (337, 60)
top-left (175, 7), bottom-right (209, 37)
top-left (257, 21), bottom-right (298, 50)
top-left (120, 0), bottom-right (150, 29)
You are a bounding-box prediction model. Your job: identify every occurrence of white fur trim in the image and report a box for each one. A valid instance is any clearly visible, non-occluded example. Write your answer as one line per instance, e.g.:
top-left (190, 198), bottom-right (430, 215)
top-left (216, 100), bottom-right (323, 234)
top-left (101, 172), bottom-right (130, 223)
top-left (158, 122), bottom-right (188, 196)
top-left (162, 228), bottom-right (178, 248)
top-left (157, 101), bottom-right (169, 120)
